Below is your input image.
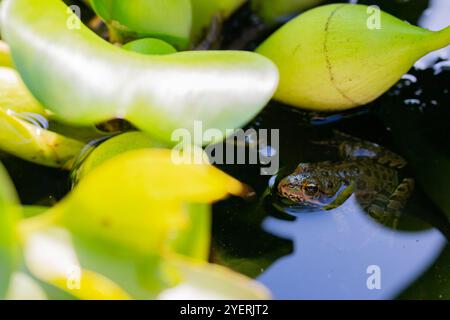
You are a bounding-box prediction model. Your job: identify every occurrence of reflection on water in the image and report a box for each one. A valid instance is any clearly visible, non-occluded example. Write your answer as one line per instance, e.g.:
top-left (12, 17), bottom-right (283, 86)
top-left (258, 196), bottom-right (446, 299)
top-left (416, 0), bottom-right (450, 69)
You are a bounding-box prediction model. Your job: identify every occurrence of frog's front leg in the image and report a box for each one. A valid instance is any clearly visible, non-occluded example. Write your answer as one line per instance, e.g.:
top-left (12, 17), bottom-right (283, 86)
top-left (361, 178), bottom-right (415, 228)
top-left (313, 131), bottom-right (407, 169)
top-left (324, 183), bottom-right (355, 210)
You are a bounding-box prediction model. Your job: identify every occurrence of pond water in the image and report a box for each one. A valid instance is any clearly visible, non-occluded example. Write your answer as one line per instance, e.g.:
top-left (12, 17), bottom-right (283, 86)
top-left (1, 0), bottom-right (449, 300)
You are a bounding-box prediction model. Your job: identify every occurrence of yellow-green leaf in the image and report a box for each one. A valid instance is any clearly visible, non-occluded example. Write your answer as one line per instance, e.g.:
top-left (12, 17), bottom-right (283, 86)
top-left (0, 107), bottom-right (84, 169)
top-left (0, 162), bottom-right (20, 298)
top-left (159, 255), bottom-right (271, 300)
top-left (0, 67), bottom-right (46, 115)
top-left (0, 41), bottom-right (13, 68)
top-left (44, 149), bottom-right (244, 255)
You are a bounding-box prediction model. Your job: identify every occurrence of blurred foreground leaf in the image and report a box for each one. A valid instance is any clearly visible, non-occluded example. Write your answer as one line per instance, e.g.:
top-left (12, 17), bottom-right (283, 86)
top-left (0, 162), bottom-right (20, 298)
top-left (17, 149), bottom-right (268, 299)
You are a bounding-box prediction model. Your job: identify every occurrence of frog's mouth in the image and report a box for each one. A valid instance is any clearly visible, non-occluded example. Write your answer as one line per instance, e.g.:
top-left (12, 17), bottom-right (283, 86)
top-left (278, 184), bottom-right (325, 207)
top-left (278, 181), bottom-right (351, 209)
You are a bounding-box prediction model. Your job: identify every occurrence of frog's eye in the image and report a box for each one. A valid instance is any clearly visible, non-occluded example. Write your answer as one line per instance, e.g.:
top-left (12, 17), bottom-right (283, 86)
top-left (304, 184), bottom-right (319, 195)
top-left (326, 181), bottom-right (334, 189)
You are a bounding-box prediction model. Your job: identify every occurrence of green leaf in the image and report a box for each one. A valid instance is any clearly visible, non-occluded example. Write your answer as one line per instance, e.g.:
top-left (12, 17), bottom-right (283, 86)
top-left (89, 0), bottom-right (192, 48)
top-left (2, 0), bottom-right (278, 146)
top-left (5, 272), bottom-right (47, 300)
top-left (0, 67), bottom-right (46, 115)
top-left (172, 203), bottom-right (211, 261)
top-left (159, 255), bottom-right (271, 300)
top-left (0, 162), bottom-right (20, 298)
top-left (21, 227), bottom-right (133, 299)
top-left (72, 132), bottom-right (211, 261)
top-left (38, 149), bottom-right (245, 255)
top-left (0, 41), bottom-right (13, 68)
top-left (0, 107), bottom-right (85, 169)
top-left (123, 38), bottom-right (177, 55)
top-left (256, 4), bottom-right (450, 111)
top-left (74, 131), bottom-right (166, 181)
top-left (17, 148), bottom-right (270, 299)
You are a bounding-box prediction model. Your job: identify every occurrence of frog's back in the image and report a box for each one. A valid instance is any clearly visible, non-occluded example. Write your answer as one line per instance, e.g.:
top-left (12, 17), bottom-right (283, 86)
top-left (336, 160), bottom-right (399, 195)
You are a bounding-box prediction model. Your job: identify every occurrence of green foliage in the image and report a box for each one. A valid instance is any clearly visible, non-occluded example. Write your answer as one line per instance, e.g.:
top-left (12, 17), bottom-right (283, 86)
top-left (0, 163), bottom-right (20, 298)
top-left (2, 0), bottom-right (278, 146)
top-left (89, 0), bottom-right (192, 48)
top-left (123, 38), bottom-right (177, 55)
top-left (256, 4), bottom-right (450, 111)
top-left (13, 149), bottom-right (269, 299)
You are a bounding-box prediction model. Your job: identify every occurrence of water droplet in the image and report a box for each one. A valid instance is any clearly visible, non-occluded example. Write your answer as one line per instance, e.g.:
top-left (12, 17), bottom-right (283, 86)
top-left (404, 98), bottom-right (421, 106)
top-left (401, 74), bottom-right (418, 83)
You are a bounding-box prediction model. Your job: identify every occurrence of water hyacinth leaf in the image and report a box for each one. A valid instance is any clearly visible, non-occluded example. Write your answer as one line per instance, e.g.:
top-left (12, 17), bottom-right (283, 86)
top-left (21, 227), bottom-right (132, 300)
top-left (1, 0), bottom-right (278, 146)
top-left (172, 203), bottom-right (211, 261)
top-left (123, 38), bottom-right (177, 55)
top-left (45, 149), bottom-right (245, 255)
top-left (0, 163), bottom-right (20, 298)
top-left (0, 108), bottom-right (85, 169)
top-left (22, 206), bottom-right (51, 219)
top-left (89, 0), bottom-right (192, 48)
top-left (256, 4), bottom-right (450, 111)
top-left (190, 0), bottom-right (246, 43)
top-left (252, 0), bottom-right (324, 25)
top-left (74, 131), bottom-right (166, 181)
top-left (71, 234), bottom-right (179, 299)
top-left (5, 272), bottom-right (47, 300)
top-left (0, 67), bottom-right (46, 115)
top-left (159, 255), bottom-right (271, 300)
top-left (72, 132), bottom-right (210, 260)
top-left (0, 41), bottom-right (13, 68)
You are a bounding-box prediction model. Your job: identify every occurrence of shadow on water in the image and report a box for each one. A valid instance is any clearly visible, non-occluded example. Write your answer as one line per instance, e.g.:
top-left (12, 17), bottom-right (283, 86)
top-left (212, 0), bottom-right (450, 299)
top-left (259, 196), bottom-right (446, 300)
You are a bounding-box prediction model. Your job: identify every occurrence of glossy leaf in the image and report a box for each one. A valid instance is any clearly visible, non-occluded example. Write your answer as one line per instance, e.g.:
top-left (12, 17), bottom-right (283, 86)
top-left (256, 4), bottom-right (450, 111)
top-left (89, 0), bottom-right (192, 48)
top-left (123, 38), bottom-right (177, 55)
top-left (22, 227), bottom-right (132, 300)
top-left (0, 67), bottom-right (46, 115)
top-left (2, 0), bottom-right (278, 145)
top-left (159, 255), bottom-right (271, 300)
top-left (41, 149), bottom-right (245, 255)
top-left (74, 131), bottom-right (166, 181)
top-left (0, 162), bottom-right (20, 298)
top-left (0, 108), bottom-right (84, 169)
top-left (72, 132), bottom-right (211, 260)
top-left (5, 272), bottom-right (47, 300)
top-left (0, 41), bottom-right (13, 68)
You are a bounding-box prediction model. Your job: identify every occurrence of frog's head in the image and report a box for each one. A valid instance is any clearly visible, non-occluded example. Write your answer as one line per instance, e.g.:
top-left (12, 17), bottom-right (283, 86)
top-left (278, 165), bottom-right (344, 207)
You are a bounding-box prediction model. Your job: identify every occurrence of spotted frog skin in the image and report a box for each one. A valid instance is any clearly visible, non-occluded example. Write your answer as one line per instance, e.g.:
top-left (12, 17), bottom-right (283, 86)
top-left (278, 132), bottom-right (414, 225)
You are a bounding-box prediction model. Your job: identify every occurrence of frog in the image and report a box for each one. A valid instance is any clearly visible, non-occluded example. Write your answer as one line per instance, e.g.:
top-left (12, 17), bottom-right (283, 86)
top-left (278, 131), bottom-right (415, 227)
